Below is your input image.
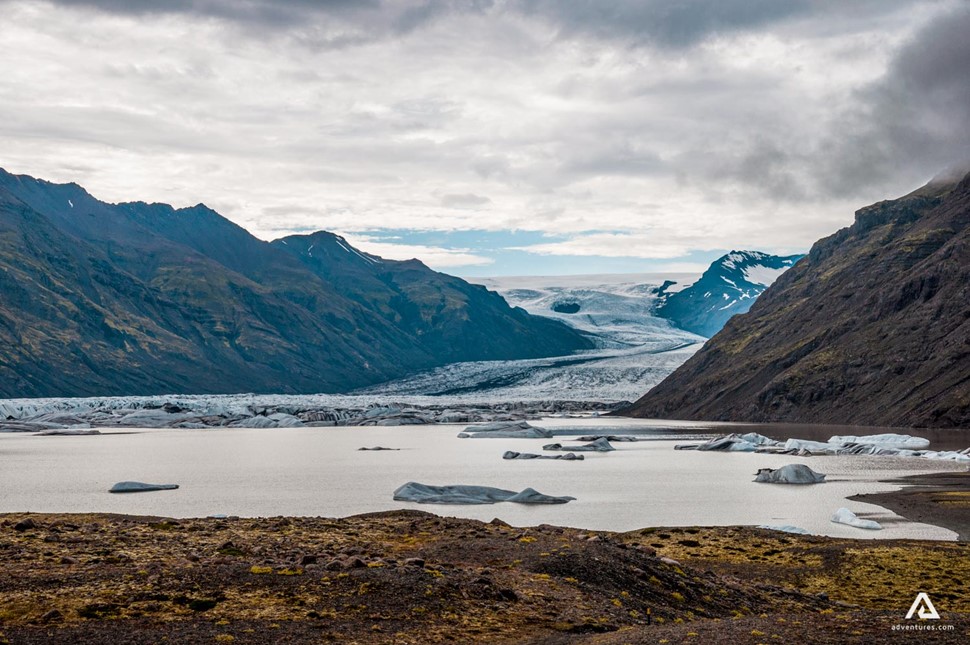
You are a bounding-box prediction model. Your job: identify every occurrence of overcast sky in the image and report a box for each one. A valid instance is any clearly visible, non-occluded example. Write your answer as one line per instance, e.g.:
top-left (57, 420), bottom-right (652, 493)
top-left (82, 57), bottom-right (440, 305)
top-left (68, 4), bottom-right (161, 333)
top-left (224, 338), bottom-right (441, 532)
top-left (1, 0), bottom-right (968, 275)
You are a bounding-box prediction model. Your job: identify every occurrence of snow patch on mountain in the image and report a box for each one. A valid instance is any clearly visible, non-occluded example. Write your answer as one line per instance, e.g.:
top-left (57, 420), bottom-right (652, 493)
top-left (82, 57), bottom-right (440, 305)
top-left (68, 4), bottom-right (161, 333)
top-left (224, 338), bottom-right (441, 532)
top-left (655, 251), bottom-right (804, 337)
top-left (742, 264), bottom-right (790, 286)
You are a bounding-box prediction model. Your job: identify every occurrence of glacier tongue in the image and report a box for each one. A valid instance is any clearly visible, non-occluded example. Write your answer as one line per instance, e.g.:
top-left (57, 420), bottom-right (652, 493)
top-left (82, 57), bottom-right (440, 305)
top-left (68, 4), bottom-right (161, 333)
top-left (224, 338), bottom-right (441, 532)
top-left (359, 273), bottom-right (706, 402)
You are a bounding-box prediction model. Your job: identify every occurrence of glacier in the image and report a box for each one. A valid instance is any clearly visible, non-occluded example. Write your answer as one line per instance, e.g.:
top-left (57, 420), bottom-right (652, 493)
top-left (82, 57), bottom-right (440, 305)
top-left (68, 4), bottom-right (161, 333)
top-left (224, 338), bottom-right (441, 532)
top-left (360, 272), bottom-right (706, 402)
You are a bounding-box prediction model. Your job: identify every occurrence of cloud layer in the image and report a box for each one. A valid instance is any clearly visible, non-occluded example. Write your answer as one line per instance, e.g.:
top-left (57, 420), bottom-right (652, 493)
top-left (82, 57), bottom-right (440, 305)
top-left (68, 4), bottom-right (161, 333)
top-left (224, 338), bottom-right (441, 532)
top-left (0, 0), bottom-right (966, 272)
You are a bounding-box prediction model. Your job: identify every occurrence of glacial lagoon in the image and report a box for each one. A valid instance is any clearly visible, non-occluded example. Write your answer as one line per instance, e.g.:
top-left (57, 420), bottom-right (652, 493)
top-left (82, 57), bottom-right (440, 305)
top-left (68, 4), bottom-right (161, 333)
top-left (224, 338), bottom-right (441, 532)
top-left (1, 417), bottom-right (963, 540)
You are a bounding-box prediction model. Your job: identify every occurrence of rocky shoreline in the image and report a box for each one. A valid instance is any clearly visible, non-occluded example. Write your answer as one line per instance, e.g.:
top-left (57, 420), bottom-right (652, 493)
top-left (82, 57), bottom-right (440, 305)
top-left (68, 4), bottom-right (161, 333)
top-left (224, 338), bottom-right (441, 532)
top-left (851, 471), bottom-right (970, 541)
top-left (0, 511), bottom-right (967, 644)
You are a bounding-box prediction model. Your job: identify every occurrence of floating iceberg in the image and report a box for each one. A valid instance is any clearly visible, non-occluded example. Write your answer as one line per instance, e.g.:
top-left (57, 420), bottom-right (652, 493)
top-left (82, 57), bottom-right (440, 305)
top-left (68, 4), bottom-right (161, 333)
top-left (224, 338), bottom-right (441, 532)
top-left (829, 434), bottom-right (930, 449)
top-left (754, 464), bottom-right (826, 484)
top-left (457, 420), bottom-right (553, 439)
top-left (831, 507), bottom-right (881, 530)
top-left (676, 432), bottom-right (781, 452)
top-left (679, 431), bottom-right (969, 463)
top-left (503, 451), bottom-right (584, 460)
top-left (109, 481), bottom-right (179, 493)
top-left (543, 437), bottom-right (615, 452)
top-left (393, 482), bottom-right (575, 505)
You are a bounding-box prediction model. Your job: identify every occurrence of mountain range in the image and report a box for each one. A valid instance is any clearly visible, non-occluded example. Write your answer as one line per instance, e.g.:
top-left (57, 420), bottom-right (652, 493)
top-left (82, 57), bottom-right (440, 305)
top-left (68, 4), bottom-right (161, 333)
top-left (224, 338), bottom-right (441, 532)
top-left (0, 169), bottom-right (591, 398)
top-left (627, 170), bottom-right (970, 428)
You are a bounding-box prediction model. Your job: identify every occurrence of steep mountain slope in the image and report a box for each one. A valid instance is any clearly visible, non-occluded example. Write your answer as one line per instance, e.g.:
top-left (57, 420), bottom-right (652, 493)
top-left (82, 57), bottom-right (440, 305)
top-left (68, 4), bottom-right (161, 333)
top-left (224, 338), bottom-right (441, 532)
top-left (655, 251), bottom-right (803, 337)
top-left (0, 169), bottom-right (591, 398)
top-left (626, 172), bottom-right (970, 428)
top-left (272, 231), bottom-right (590, 361)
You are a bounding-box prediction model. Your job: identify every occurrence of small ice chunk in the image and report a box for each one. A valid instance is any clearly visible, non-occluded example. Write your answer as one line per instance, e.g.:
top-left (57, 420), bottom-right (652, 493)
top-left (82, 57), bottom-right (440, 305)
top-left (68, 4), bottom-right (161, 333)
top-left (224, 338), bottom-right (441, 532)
top-left (109, 481), bottom-right (179, 493)
top-left (757, 525), bottom-right (810, 535)
top-left (831, 507), bottom-right (881, 530)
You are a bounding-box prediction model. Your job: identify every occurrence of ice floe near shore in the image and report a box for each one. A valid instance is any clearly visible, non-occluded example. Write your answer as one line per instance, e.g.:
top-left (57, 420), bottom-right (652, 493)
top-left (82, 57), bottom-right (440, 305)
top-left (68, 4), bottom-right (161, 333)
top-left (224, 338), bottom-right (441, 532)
top-left (758, 525), bottom-right (811, 535)
top-left (676, 432), bottom-right (970, 462)
top-left (831, 507), bottom-right (882, 530)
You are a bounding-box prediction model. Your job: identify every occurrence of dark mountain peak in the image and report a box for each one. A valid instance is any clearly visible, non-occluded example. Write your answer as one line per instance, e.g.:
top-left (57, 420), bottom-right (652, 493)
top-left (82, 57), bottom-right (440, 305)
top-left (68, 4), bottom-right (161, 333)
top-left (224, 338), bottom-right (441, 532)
top-left (274, 231), bottom-right (387, 268)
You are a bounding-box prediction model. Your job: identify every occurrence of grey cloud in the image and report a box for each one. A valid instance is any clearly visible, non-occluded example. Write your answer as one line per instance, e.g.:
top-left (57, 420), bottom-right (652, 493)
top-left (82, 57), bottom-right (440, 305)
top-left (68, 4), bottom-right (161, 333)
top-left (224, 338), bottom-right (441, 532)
top-left (512, 0), bottom-right (811, 49)
top-left (20, 0), bottom-right (928, 50)
top-left (510, 0), bottom-right (932, 50)
top-left (20, 0), bottom-right (492, 37)
top-left (821, 4), bottom-right (970, 196)
top-left (441, 193), bottom-right (491, 208)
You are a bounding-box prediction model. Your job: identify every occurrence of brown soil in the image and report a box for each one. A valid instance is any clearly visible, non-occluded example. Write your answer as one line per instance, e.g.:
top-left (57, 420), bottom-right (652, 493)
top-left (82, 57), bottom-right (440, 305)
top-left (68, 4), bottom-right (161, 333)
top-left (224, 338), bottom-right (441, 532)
top-left (0, 511), bottom-right (966, 644)
top-left (850, 471), bottom-right (970, 540)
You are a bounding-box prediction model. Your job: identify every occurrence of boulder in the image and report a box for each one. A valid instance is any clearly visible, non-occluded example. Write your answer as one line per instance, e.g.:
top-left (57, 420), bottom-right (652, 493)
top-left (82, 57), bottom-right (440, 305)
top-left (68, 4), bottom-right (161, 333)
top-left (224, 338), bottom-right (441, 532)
top-left (830, 507), bottom-right (881, 530)
top-left (392, 482), bottom-right (575, 505)
top-left (358, 447), bottom-right (400, 451)
top-left (754, 464), bottom-right (826, 484)
top-left (109, 481), bottom-right (180, 494)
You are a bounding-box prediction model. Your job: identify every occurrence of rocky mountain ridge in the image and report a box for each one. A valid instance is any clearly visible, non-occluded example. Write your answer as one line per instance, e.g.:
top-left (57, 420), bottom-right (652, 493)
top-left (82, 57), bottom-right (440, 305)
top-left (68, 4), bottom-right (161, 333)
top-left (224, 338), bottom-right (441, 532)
top-left (626, 172), bottom-right (970, 428)
top-left (0, 169), bottom-right (591, 397)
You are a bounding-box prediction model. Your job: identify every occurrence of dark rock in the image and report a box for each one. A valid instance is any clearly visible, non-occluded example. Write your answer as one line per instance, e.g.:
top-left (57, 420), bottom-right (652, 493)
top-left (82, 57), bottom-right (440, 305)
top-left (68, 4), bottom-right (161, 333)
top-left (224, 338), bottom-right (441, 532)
top-left (14, 518), bottom-right (38, 532)
top-left (39, 609), bottom-right (63, 623)
top-left (404, 557), bottom-right (425, 567)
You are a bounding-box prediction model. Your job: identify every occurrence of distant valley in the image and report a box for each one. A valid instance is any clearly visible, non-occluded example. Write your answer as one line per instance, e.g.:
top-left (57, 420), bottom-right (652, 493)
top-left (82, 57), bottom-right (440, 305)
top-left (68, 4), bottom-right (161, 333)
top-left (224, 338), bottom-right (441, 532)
top-left (0, 169), bottom-right (804, 403)
top-left (362, 257), bottom-right (801, 402)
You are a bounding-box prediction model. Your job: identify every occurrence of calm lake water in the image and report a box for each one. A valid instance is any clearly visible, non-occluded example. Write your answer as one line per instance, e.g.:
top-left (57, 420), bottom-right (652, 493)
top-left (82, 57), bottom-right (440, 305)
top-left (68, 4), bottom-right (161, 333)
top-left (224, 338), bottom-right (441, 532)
top-left (1, 418), bottom-right (964, 540)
